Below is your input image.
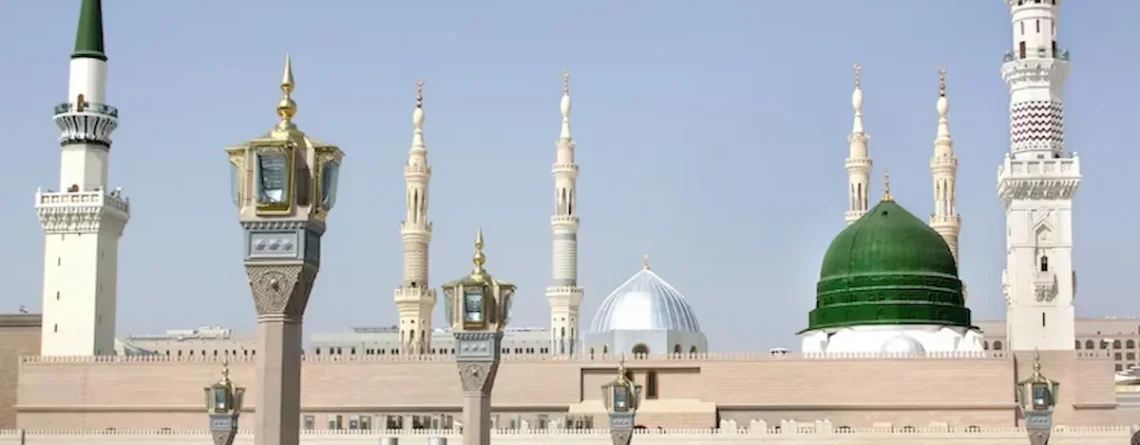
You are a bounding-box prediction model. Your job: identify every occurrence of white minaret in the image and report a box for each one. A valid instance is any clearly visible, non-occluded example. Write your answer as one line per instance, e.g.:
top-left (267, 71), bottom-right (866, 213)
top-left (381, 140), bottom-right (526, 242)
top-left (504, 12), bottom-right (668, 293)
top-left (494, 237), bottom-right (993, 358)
top-left (547, 70), bottom-right (584, 356)
top-left (999, 0), bottom-right (1079, 351)
top-left (394, 80), bottom-right (437, 355)
top-left (930, 67), bottom-right (961, 263)
top-left (37, 0), bottom-right (130, 356)
top-left (845, 64), bottom-right (872, 225)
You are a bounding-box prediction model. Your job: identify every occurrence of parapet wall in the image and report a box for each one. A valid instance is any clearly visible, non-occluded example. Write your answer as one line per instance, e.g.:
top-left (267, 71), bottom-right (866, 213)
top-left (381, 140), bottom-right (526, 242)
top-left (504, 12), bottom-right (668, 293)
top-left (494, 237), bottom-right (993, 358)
top-left (0, 425), bottom-right (1134, 445)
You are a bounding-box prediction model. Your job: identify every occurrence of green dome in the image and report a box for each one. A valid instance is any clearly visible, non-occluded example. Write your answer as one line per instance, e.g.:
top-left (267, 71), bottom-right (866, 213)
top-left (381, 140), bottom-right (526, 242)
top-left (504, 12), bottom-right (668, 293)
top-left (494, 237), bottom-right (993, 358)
top-left (804, 199), bottom-right (972, 332)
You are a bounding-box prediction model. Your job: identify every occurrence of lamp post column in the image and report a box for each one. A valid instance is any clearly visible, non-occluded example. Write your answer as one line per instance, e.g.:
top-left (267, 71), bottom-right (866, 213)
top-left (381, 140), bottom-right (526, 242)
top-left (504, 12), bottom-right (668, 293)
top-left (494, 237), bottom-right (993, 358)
top-left (602, 358), bottom-right (641, 445)
top-left (456, 331), bottom-right (502, 445)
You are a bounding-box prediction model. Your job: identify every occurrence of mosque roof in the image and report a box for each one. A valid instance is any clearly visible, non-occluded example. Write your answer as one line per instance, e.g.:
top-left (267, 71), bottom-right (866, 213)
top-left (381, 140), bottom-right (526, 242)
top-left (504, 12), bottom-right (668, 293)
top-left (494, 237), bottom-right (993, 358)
top-left (805, 198), bottom-right (972, 332)
top-left (589, 259), bottom-right (702, 333)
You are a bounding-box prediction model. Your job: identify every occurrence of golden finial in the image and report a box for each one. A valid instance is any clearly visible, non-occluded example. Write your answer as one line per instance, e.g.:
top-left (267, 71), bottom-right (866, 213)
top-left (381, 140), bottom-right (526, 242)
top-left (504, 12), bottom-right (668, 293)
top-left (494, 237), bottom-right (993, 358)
top-left (415, 79), bottom-right (424, 109)
top-left (642, 254), bottom-right (650, 270)
top-left (938, 66), bottom-right (947, 97)
top-left (276, 54), bottom-right (297, 129)
top-left (617, 354), bottom-right (627, 380)
top-left (563, 70), bottom-right (570, 95)
top-left (472, 227), bottom-right (486, 272)
top-left (853, 63), bottom-right (862, 89)
top-left (219, 356), bottom-right (232, 386)
top-left (1032, 349), bottom-right (1043, 375)
top-left (882, 168), bottom-right (894, 201)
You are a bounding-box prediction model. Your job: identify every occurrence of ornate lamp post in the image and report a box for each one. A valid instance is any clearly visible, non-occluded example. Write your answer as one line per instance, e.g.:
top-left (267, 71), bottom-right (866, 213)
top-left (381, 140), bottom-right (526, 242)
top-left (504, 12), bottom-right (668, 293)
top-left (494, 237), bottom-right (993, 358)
top-left (602, 357), bottom-right (642, 445)
top-left (225, 55), bottom-right (344, 445)
top-left (1017, 351), bottom-right (1060, 445)
top-left (205, 360), bottom-right (246, 445)
top-left (441, 228), bottom-right (516, 445)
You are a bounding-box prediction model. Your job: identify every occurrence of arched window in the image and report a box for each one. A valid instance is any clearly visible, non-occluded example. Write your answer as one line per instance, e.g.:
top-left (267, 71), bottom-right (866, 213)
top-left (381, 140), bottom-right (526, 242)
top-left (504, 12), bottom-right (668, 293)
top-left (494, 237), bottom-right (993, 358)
top-left (1086, 340), bottom-right (1095, 349)
top-left (1128, 340), bottom-right (1136, 349)
top-left (837, 426), bottom-right (852, 433)
top-left (983, 342), bottom-right (990, 350)
top-left (966, 425), bottom-right (981, 432)
top-left (689, 345), bottom-right (698, 354)
top-left (1075, 340), bottom-right (1081, 349)
top-left (1102, 340), bottom-right (1110, 349)
top-left (993, 341), bottom-right (1003, 351)
top-left (632, 344), bottom-right (649, 355)
top-left (901, 426), bottom-right (916, 433)
top-left (673, 344), bottom-right (682, 354)
top-left (1040, 255), bottom-right (1049, 272)
top-left (646, 371), bottom-right (658, 399)
top-left (602, 345), bottom-right (608, 354)
top-left (1114, 340), bottom-right (1123, 349)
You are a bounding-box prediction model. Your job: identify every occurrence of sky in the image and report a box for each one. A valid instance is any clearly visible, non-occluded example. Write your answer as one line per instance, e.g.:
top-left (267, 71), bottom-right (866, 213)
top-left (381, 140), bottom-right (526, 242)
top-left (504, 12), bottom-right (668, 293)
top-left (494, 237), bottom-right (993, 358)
top-left (0, 1), bottom-right (1138, 352)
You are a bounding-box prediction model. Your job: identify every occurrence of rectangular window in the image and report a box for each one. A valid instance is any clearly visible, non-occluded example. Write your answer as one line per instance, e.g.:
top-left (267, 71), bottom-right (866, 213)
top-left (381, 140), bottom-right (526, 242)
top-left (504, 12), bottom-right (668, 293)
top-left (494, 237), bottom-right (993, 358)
top-left (1042, 313), bottom-right (1047, 327)
top-left (359, 415), bottom-right (371, 431)
top-left (303, 415), bottom-right (314, 430)
top-left (1019, 41), bottom-right (1027, 59)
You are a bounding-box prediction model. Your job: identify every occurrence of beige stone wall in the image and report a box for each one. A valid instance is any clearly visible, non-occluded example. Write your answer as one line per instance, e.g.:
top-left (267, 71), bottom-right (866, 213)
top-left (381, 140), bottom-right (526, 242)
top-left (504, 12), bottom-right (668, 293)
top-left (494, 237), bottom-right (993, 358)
top-left (13, 350), bottom-right (1124, 431)
top-left (0, 426), bottom-right (1134, 445)
top-left (0, 314), bottom-right (41, 429)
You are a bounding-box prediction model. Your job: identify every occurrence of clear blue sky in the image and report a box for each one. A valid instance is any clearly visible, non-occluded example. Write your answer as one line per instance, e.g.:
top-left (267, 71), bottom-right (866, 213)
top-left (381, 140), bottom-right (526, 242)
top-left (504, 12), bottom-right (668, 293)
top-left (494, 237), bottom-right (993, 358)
top-left (1, 1), bottom-right (1138, 351)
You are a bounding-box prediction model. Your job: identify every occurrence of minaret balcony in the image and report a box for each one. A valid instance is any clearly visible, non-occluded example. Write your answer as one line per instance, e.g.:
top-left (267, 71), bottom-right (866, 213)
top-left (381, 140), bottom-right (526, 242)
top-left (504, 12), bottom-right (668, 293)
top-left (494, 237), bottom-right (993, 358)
top-left (36, 187), bottom-right (129, 214)
top-left (551, 215), bottom-right (580, 226)
top-left (404, 164), bottom-right (431, 176)
top-left (844, 157), bottom-right (871, 170)
top-left (53, 102), bottom-right (119, 147)
top-left (1003, 48), bottom-right (1070, 63)
top-left (552, 163), bottom-right (579, 173)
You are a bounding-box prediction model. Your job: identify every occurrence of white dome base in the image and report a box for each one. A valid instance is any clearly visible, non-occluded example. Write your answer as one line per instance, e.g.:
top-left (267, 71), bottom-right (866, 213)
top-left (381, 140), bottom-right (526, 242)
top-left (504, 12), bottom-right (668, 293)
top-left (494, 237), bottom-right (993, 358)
top-left (800, 324), bottom-right (985, 354)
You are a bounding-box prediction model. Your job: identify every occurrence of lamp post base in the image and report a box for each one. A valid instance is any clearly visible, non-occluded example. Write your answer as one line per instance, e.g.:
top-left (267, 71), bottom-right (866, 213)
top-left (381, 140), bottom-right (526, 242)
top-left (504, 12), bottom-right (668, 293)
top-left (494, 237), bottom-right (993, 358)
top-left (1025, 410), bottom-right (1053, 445)
top-left (609, 411), bottom-right (636, 445)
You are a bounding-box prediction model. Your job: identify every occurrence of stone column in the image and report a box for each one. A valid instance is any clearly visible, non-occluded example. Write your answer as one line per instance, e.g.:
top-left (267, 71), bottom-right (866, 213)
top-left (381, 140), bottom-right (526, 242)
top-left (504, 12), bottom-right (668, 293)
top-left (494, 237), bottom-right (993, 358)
top-left (246, 263), bottom-right (318, 445)
top-left (609, 411), bottom-right (635, 445)
top-left (455, 332), bottom-right (502, 445)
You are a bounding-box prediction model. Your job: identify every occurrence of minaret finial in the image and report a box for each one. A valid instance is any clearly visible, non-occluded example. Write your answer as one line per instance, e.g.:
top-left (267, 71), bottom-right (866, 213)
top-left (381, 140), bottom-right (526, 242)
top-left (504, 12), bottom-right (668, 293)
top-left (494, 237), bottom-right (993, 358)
top-left (560, 70), bottom-right (572, 140)
top-left (642, 254), bottom-right (650, 270)
top-left (276, 54), bottom-right (297, 129)
top-left (851, 64), bottom-right (865, 134)
top-left (882, 168), bottom-right (893, 201)
top-left (472, 227), bottom-right (486, 272)
top-left (938, 66), bottom-right (947, 97)
top-left (413, 80), bottom-right (425, 134)
top-left (219, 355), bottom-right (231, 385)
top-left (73, 0), bottom-right (106, 60)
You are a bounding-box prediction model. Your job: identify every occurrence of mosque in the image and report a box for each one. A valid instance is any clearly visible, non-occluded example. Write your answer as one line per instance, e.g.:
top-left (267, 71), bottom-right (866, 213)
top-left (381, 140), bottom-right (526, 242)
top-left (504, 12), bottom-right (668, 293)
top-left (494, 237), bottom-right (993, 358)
top-left (4, 0), bottom-right (1136, 437)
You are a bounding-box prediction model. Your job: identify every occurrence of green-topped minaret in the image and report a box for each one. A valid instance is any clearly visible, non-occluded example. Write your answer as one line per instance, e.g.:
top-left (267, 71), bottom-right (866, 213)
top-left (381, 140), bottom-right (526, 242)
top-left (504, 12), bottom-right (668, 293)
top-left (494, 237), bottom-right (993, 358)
top-left (72, 0), bottom-right (106, 60)
top-left (800, 170), bottom-right (983, 354)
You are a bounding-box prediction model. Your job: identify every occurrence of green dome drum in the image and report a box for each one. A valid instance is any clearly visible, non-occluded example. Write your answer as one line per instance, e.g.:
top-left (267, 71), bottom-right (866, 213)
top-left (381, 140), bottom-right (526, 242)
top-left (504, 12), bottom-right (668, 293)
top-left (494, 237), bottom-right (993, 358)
top-left (805, 197), bottom-right (972, 332)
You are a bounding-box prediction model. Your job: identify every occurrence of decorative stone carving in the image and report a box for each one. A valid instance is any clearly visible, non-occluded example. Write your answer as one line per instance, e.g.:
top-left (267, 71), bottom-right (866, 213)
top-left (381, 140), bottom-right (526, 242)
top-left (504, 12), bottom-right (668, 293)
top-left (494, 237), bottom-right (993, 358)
top-left (245, 264), bottom-right (317, 316)
top-left (610, 429), bottom-right (633, 445)
top-left (211, 429), bottom-right (237, 445)
top-left (457, 361), bottom-right (499, 393)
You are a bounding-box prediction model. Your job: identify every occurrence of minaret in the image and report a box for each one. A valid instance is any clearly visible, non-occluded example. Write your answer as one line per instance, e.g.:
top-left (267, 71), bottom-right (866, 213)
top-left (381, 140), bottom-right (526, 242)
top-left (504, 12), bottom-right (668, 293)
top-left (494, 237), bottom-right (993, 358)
top-left (929, 67), bottom-right (961, 263)
top-left (547, 70), bottom-right (584, 356)
top-left (999, 0), bottom-right (1079, 351)
top-left (36, 0), bottom-right (130, 356)
top-left (393, 80), bottom-right (436, 355)
top-left (845, 64), bottom-right (872, 225)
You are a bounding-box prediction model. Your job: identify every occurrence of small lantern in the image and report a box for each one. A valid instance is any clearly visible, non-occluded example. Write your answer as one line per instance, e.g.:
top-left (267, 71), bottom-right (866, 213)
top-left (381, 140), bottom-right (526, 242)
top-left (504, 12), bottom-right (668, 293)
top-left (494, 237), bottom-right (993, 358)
top-left (442, 228), bottom-right (516, 333)
top-left (204, 361), bottom-right (245, 415)
top-left (602, 358), bottom-right (642, 413)
top-left (1017, 351), bottom-right (1060, 413)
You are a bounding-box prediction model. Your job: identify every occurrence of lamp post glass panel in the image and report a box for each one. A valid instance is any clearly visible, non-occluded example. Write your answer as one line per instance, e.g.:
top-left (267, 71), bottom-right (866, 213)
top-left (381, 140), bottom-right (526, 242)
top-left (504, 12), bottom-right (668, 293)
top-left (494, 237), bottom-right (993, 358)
top-left (204, 363), bottom-right (245, 445)
top-left (603, 360), bottom-right (642, 445)
top-left (441, 228), bottom-right (516, 445)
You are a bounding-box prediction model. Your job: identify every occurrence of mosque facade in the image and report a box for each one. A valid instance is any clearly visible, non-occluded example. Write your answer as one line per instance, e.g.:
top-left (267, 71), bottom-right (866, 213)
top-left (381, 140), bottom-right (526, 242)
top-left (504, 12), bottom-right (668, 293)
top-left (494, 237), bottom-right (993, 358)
top-left (7, 0), bottom-right (1140, 442)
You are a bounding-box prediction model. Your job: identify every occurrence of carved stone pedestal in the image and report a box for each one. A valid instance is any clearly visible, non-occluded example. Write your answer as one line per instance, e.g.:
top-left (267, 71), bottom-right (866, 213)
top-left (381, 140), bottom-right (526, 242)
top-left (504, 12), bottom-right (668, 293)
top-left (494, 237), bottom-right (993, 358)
top-left (246, 263), bottom-right (318, 445)
top-left (209, 413), bottom-right (239, 445)
top-left (1025, 410), bottom-right (1053, 445)
top-left (609, 411), bottom-right (635, 445)
top-left (455, 332), bottom-right (503, 445)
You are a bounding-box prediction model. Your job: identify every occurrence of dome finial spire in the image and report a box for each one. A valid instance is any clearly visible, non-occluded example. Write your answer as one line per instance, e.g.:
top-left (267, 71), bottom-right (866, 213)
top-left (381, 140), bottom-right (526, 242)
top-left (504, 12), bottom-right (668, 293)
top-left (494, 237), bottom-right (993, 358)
top-left (642, 254), bottom-right (650, 270)
top-left (851, 63), bottom-right (865, 134)
top-left (882, 167), bottom-right (894, 201)
top-left (413, 79), bottom-right (425, 140)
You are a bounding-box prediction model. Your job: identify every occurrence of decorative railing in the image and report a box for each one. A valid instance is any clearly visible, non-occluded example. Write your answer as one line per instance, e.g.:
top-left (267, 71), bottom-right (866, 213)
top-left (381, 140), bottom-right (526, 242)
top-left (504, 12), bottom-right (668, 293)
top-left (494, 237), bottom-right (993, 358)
top-left (1002, 48), bottom-right (1071, 63)
top-left (54, 102), bottom-right (118, 117)
top-left (35, 188), bottom-right (130, 214)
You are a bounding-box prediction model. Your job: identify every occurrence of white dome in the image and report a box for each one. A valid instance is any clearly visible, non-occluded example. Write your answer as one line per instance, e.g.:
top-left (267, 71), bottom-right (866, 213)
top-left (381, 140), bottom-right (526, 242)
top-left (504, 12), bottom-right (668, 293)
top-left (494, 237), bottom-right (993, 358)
top-left (880, 334), bottom-right (926, 355)
top-left (589, 267), bottom-right (701, 333)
